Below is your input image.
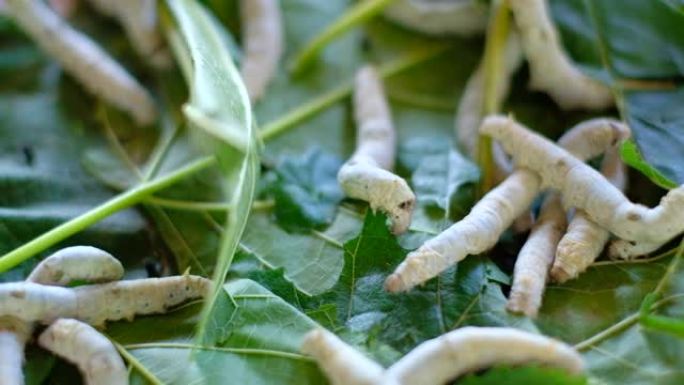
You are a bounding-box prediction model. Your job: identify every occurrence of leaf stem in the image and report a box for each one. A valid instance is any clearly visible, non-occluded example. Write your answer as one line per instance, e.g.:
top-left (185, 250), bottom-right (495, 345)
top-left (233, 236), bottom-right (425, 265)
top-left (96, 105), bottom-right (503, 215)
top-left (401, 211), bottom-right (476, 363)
top-left (113, 341), bottom-right (165, 385)
top-left (260, 44), bottom-right (450, 141)
top-left (477, 0), bottom-right (510, 195)
top-left (289, 0), bottom-right (397, 74)
top-left (0, 156), bottom-right (216, 272)
top-left (144, 197), bottom-right (274, 212)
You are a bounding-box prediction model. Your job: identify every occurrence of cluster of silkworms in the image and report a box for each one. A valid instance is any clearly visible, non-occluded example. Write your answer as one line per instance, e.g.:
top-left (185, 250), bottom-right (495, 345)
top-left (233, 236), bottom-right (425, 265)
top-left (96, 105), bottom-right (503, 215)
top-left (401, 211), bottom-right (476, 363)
top-left (340, 0), bottom-right (679, 320)
top-left (2, 0), bottom-right (283, 123)
top-left (0, 246), bottom-right (210, 385)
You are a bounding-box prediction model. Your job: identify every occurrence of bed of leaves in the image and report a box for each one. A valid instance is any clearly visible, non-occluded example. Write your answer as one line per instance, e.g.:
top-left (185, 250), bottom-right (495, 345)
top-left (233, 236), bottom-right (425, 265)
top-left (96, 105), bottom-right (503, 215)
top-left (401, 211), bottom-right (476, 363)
top-left (1, 0), bottom-right (683, 384)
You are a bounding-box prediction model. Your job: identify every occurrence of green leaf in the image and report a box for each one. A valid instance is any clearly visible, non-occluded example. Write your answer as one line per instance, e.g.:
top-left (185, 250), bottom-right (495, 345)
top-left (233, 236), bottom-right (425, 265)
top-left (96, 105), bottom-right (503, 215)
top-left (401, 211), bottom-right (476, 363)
top-left (240, 208), bottom-right (361, 296)
top-left (459, 366), bottom-right (588, 385)
top-left (107, 279), bottom-right (326, 385)
top-left (0, 70), bottom-right (155, 279)
top-left (550, 0), bottom-right (684, 183)
top-left (164, 0), bottom-right (260, 345)
top-left (269, 149), bottom-right (344, 232)
top-left (620, 140), bottom-right (677, 189)
top-left (319, 211), bottom-right (535, 356)
top-left (412, 144), bottom-right (480, 217)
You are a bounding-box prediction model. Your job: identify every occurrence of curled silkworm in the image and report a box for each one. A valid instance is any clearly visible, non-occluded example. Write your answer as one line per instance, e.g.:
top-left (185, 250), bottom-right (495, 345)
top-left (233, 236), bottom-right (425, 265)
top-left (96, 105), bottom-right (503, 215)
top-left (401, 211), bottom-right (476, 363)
top-left (338, 65), bottom-right (415, 234)
top-left (482, 115), bottom-right (684, 246)
top-left (508, 0), bottom-right (613, 110)
top-left (507, 194), bottom-right (566, 317)
top-left (383, 0), bottom-right (489, 36)
top-left (5, 0), bottom-right (156, 125)
top-left (239, 0), bottom-right (283, 102)
top-left (552, 145), bottom-right (628, 282)
top-left (27, 246), bottom-right (124, 286)
top-left (38, 319), bottom-right (127, 385)
top-left (0, 275), bottom-right (211, 327)
top-left (385, 116), bottom-right (626, 292)
top-left (301, 328), bottom-right (385, 385)
top-left (384, 327), bottom-right (583, 385)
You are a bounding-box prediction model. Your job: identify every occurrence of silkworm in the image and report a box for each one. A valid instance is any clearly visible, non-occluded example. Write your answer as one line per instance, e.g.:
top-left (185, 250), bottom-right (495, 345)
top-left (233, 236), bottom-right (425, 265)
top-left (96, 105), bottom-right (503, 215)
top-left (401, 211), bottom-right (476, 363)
top-left (383, 0), bottom-right (488, 36)
top-left (84, 0), bottom-right (170, 68)
top-left (239, 0), bottom-right (283, 102)
top-left (5, 0), bottom-right (156, 125)
top-left (27, 246), bottom-right (124, 286)
top-left (384, 327), bottom-right (583, 385)
top-left (507, 194), bottom-right (566, 317)
top-left (508, 0), bottom-right (613, 110)
top-left (482, 115), bottom-right (684, 246)
top-left (338, 65), bottom-right (416, 234)
top-left (552, 145), bottom-right (628, 282)
top-left (0, 275), bottom-right (211, 327)
top-left (38, 319), bottom-right (127, 385)
top-left (301, 328), bottom-right (385, 385)
top-left (385, 116), bottom-right (627, 292)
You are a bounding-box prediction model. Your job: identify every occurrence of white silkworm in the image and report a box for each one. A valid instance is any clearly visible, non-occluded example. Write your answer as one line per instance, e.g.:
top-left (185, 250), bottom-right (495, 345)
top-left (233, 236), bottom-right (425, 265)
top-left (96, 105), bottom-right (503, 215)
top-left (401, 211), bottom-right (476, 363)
top-left (301, 328), bottom-right (385, 385)
top-left (5, 0), bottom-right (156, 125)
top-left (456, 32), bottom-right (523, 182)
top-left (552, 145), bottom-right (628, 282)
top-left (608, 239), bottom-right (666, 260)
top-left (239, 0), bottom-right (283, 103)
top-left (508, 0), bottom-right (613, 110)
top-left (302, 327), bottom-right (583, 385)
top-left (85, 0), bottom-right (170, 68)
top-left (384, 327), bottom-right (583, 384)
top-left (507, 194), bottom-right (566, 317)
top-left (386, 116), bottom-right (626, 292)
top-left (338, 66), bottom-right (416, 234)
top-left (383, 0), bottom-right (489, 36)
top-left (482, 116), bottom-right (684, 246)
top-left (0, 317), bottom-right (31, 385)
top-left (0, 275), bottom-right (210, 326)
top-left (27, 246), bottom-right (124, 286)
top-left (38, 319), bottom-right (127, 385)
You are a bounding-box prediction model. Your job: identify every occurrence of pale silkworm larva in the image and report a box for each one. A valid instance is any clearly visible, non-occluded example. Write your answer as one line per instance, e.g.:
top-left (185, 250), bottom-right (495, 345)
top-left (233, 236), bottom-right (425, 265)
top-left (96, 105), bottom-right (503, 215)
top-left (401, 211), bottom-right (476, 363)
top-left (383, 0), bottom-right (488, 36)
top-left (0, 316), bottom-right (31, 385)
top-left (384, 327), bottom-right (583, 385)
top-left (0, 275), bottom-right (211, 327)
top-left (301, 328), bottom-right (385, 385)
top-left (338, 65), bottom-right (416, 234)
top-left (38, 319), bottom-right (127, 385)
top-left (552, 144), bottom-right (628, 282)
top-left (482, 116), bottom-right (684, 245)
top-left (509, 0), bottom-right (613, 110)
top-left (5, 0), bottom-right (156, 126)
top-left (85, 0), bottom-right (170, 68)
top-left (385, 116), bottom-right (626, 292)
top-left (27, 246), bottom-right (124, 286)
top-left (506, 194), bottom-right (566, 318)
top-left (240, 0), bottom-right (283, 103)
top-left (0, 246), bottom-right (124, 385)
top-left (456, 31), bottom-right (524, 182)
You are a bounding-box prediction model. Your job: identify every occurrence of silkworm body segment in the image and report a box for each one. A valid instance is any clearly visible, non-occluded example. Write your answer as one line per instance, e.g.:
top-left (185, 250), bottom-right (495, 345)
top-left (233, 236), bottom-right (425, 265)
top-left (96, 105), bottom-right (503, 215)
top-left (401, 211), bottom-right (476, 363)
top-left (338, 66), bottom-right (416, 234)
top-left (38, 319), bottom-right (128, 385)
